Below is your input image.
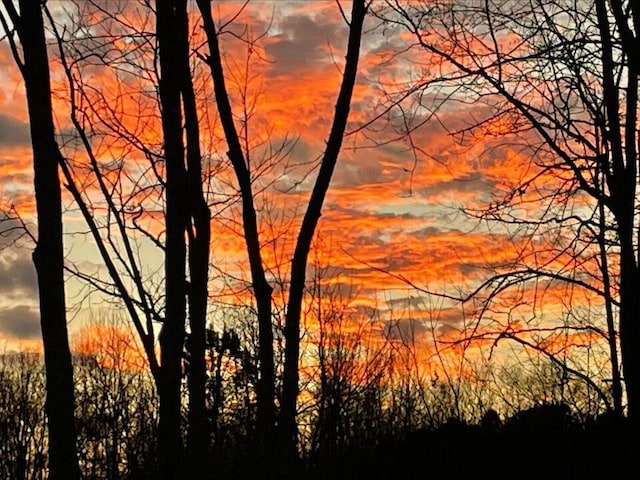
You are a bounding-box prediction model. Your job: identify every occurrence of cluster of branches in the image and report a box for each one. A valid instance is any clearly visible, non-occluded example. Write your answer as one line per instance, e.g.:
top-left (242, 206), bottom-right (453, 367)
top-left (371, 0), bottom-right (639, 435)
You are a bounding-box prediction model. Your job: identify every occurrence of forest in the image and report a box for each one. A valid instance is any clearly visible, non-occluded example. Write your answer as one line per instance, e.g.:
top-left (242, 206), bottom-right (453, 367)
top-left (0, 0), bottom-right (637, 479)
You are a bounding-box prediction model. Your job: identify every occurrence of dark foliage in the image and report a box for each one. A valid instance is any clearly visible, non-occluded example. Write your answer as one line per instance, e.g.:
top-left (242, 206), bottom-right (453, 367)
top-left (0, 352), bottom-right (633, 480)
top-left (301, 405), bottom-right (633, 480)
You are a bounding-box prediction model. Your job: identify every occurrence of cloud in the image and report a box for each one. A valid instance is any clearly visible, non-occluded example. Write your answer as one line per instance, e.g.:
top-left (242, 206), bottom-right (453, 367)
top-left (0, 114), bottom-right (30, 147)
top-left (0, 214), bottom-right (29, 247)
top-left (384, 321), bottom-right (428, 345)
top-left (0, 305), bottom-right (40, 340)
top-left (265, 13), bottom-right (344, 75)
top-left (0, 252), bottom-right (38, 299)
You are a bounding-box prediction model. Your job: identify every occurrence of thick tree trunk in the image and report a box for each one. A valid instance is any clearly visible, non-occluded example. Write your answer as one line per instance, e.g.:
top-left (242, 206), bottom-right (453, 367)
top-left (618, 243), bottom-right (640, 426)
top-left (615, 100), bottom-right (640, 428)
top-left (618, 16), bottom-right (640, 431)
top-left (597, 192), bottom-right (624, 416)
top-left (10, 1), bottom-right (81, 478)
top-left (156, 1), bottom-right (189, 477)
top-left (280, 0), bottom-right (367, 463)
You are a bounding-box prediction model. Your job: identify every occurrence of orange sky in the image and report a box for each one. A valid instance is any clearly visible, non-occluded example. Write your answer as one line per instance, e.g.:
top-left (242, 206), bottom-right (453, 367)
top-left (0, 1), bottom-right (609, 378)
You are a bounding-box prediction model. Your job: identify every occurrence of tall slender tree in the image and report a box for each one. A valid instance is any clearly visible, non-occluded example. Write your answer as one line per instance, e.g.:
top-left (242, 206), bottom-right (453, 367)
top-left (156, 0), bottom-right (189, 476)
top-left (0, 1), bottom-right (80, 478)
top-left (195, 0), bottom-right (277, 459)
top-left (174, 0), bottom-right (212, 476)
top-left (156, 3), bottom-right (212, 477)
top-left (195, 0), bottom-right (369, 467)
top-left (280, 0), bottom-right (369, 460)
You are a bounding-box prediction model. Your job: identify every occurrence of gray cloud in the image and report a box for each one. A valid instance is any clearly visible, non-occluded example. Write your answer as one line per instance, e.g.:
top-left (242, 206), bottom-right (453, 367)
top-left (386, 295), bottom-right (429, 309)
top-left (413, 173), bottom-right (496, 203)
top-left (383, 317), bottom-right (429, 343)
top-left (332, 158), bottom-right (388, 188)
top-left (0, 253), bottom-right (38, 299)
top-left (383, 306), bottom-right (463, 343)
top-left (0, 214), bottom-right (26, 247)
top-left (0, 114), bottom-right (30, 147)
top-left (266, 14), bottom-right (344, 75)
top-left (0, 305), bottom-right (40, 339)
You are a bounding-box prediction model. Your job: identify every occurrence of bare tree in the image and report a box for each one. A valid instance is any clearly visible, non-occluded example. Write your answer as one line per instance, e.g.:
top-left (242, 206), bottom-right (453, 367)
top-left (0, 352), bottom-right (47, 480)
top-left (37, 2), bottom-right (212, 476)
top-left (280, 0), bottom-right (369, 461)
top-left (305, 261), bottom-right (392, 463)
top-left (155, 1), bottom-right (190, 476)
top-left (73, 314), bottom-right (157, 479)
top-left (194, 1), bottom-right (370, 466)
top-left (157, 1), bottom-right (212, 477)
top-left (379, 0), bottom-right (637, 425)
top-left (0, 1), bottom-right (81, 477)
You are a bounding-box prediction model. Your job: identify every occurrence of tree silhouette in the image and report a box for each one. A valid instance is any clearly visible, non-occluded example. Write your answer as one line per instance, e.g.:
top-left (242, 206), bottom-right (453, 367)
top-left (195, 0), bottom-right (370, 469)
top-left (380, 0), bottom-right (638, 428)
top-left (0, 2), bottom-right (80, 477)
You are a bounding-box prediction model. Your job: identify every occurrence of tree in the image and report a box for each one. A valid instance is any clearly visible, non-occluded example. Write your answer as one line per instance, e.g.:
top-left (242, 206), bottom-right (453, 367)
top-left (380, 0), bottom-right (638, 426)
top-left (155, 0), bottom-right (190, 476)
top-left (0, 352), bottom-right (47, 480)
top-left (42, 2), bottom-right (184, 475)
top-left (156, 1), bottom-right (212, 477)
top-left (39, 2), bottom-right (212, 476)
top-left (195, 0), bottom-right (370, 465)
top-left (306, 261), bottom-right (392, 463)
top-left (73, 315), bottom-right (157, 478)
top-left (0, 1), bottom-right (81, 478)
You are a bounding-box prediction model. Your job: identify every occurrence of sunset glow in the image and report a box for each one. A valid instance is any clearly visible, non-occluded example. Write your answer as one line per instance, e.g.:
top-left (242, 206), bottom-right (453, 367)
top-left (2, 1), bottom-right (636, 479)
top-left (0, 1), bottom-right (615, 402)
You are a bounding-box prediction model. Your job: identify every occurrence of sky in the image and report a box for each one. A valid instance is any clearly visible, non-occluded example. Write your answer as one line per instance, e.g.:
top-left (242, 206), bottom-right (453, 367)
top-left (0, 1), bottom-right (605, 375)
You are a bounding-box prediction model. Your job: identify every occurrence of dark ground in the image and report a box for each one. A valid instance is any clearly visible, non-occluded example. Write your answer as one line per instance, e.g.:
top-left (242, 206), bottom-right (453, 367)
top-left (301, 411), bottom-right (635, 480)
top-left (145, 406), bottom-right (636, 480)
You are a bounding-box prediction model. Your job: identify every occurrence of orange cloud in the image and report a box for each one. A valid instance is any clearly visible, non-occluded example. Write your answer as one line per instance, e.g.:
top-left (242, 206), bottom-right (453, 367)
top-left (73, 322), bottom-right (149, 371)
top-left (0, 1), bottom-right (614, 396)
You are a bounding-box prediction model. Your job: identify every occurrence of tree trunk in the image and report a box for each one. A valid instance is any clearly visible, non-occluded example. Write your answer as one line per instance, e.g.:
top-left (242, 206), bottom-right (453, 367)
top-left (618, 236), bottom-right (640, 426)
top-left (175, 0), bottom-right (212, 476)
top-left (596, 184), bottom-right (624, 416)
top-left (195, 0), bottom-right (277, 460)
top-left (9, 0), bottom-right (81, 478)
top-left (156, 1), bottom-right (189, 477)
top-left (595, 0), bottom-right (640, 428)
top-left (280, 0), bottom-right (368, 463)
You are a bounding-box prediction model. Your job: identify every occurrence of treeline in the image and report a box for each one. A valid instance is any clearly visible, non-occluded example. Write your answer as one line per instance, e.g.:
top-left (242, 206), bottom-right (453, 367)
top-left (0, 323), bottom-right (628, 480)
